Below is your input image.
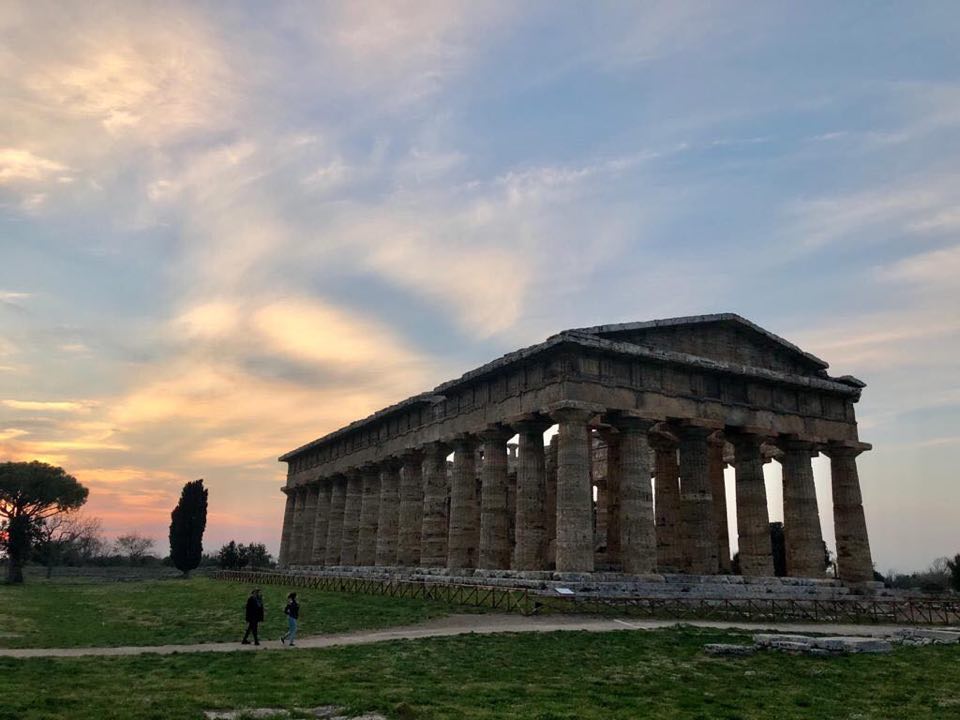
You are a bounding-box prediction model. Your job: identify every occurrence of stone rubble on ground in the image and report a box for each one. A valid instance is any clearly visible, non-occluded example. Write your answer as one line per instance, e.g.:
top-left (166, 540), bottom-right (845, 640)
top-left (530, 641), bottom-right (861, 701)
top-left (204, 707), bottom-right (386, 720)
top-left (706, 628), bottom-right (960, 657)
top-left (703, 643), bottom-right (757, 656)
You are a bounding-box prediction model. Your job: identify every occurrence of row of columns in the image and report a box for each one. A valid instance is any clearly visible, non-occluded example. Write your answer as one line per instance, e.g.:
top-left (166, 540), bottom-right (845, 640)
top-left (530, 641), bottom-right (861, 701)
top-left (279, 412), bottom-right (873, 583)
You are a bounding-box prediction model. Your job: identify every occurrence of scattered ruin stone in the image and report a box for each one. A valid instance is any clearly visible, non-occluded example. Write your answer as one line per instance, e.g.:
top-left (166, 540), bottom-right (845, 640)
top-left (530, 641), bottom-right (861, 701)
top-left (204, 708), bottom-right (386, 720)
top-left (704, 643), bottom-right (757, 656)
top-left (894, 628), bottom-right (960, 645)
top-left (753, 633), bottom-right (892, 654)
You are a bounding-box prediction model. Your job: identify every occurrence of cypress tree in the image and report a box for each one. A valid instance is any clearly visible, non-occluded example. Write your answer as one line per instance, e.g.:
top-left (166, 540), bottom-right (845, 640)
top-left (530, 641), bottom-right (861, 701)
top-left (169, 479), bottom-right (208, 577)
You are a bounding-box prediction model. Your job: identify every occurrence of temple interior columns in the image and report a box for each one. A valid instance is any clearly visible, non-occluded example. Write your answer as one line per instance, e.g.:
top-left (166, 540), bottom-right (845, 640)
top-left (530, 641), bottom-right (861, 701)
top-left (397, 451), bottom-right (424, 566)
top-left (552, 406), bottom-right (596, 573)
top-left (779, 438), bottom-right (826, 577)
top-left (448, 436), bottom-right (479, 570)
top-left (311, 482), bottom-right (331, 565)
top-left (615, 416), bottom-right (658, 574)
top-left (513, 418), bottom-right (549, 571)
top-left (677, 425), bottom-right (719, 574)
top-left (479, 427), bottom-right (512, 569)
top-left (324, 476), bottom-right (346, 566)
top-left (729, 431), bottom-right (774, 576)
top-left (420, 442), bottom-right (450, 567)
top-left (357, 466), bottom-right (380, 566)
top-left (376, 461), bottom-right (401, 566)
top-left (652, 435), bottom-right (682, 572)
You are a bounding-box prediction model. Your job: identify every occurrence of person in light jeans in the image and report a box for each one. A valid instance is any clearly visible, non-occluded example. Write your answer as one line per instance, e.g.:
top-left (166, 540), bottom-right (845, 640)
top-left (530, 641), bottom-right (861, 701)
top-left (280, 591), bottom-right (299, 646)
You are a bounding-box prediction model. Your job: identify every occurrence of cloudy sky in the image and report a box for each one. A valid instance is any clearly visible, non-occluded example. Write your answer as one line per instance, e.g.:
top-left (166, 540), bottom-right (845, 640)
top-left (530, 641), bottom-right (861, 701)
top-left (1, 1), bottom-right (957, 571)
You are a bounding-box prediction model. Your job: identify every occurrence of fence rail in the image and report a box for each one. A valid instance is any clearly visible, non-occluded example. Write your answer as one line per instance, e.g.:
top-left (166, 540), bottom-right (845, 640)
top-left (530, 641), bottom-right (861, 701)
top-left (213, 571), bottom-right (960, 625)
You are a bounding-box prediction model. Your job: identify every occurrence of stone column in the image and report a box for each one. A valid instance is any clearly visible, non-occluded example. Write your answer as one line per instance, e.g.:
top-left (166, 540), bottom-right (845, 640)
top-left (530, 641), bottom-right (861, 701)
top-left (824, 444), bottom-right (874, 583)
top-left (278, 489), bottom-right (296, 567)
top-left (652, 435), bottom-right (682, 572)
top-left (299, 485), bottom-right (319, 565)
top-left (677, 425), bottom-right (719, 574)
top-left (447, 435), bottom-right (479, 570)
top-left (419, 442), bottom-right (450, 567)
top-left (311, 481), bottom-right (331, 565)
top-left (599, 429), bottom-right (622, 568)
top-left (616, 416), bottom-right (657, 575)
top-left (289, 487), bottom-right (305, 566)
top-left (544, 434), bottom-right (559, 568)
top-left (708, 435), bottom-right (732, 573)
top-left (479, 426), bottom-right (513, 569)
top-left (324, 476), bottom-right (346, 566)
top-left (551, 405), bottom-right (597, 572)
top-left (778, 438), bottom-right (826, 577)
top-left (513, 418), bottom-right (550, 570)
top-left (376, 460), bottom-right (401, 566)
top-left (357, 466), bottom-right (380, 566)
top-left (728, 432), bottom-right (774, 576)
top-left (397, 450), bottom-right (424, 566)
top-left (340, 471), bottom-right (362, 566)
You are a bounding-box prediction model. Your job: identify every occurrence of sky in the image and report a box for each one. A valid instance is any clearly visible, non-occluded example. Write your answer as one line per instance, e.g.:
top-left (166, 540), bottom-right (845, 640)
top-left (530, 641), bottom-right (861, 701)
top-left (1, 1), bottom-right (957, 573)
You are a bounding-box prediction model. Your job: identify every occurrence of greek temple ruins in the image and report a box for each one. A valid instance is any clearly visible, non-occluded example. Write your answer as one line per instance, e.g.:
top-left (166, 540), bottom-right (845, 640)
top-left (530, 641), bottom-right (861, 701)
top-left (277, 314), bottom-right (875, 586)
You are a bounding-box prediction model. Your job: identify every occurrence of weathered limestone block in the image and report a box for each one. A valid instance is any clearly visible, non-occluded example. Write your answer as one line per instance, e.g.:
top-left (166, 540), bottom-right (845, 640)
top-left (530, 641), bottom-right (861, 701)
top-left (448, 436), bottom-right (479, 570)
top-left (357, 467), bottom-right (380, 566)
top-left (299, 485), bottom-right (319, 565)
top-left (278, 490), bottom-right (296, 566)
top-left (479, 427), bottom-right (512, 570)
top-left (311, 482), bottom-right (331, 564)
top-left (652, 435), bottom-right (682, 572)
top-left (397, 451), bottom-right (424, 566)
top-left (552, 405), bottom-right (597, 573)
top-left (376, 461), bottom-right (401, 566)
top-left (824, 445), bottom-right (874, 584)
top-left (729, 432), bottom-right (774, 576)
top-left (289, 488), bottom-right (305, 565)
top-left (617, 417), bottom-right (657, 574)
top-left (324, 477), bottom-right (347, 566)
top-left (779, 439), bottom-right (825, 577)
top-left (708, 435), bottom-right (731, 572)
top-left (704, 643), bottom-right (757, 656)
top-left (340, 472), bottom-right (362, 566)
top-left (419, 442), bottom-right (450, 567)
top-left (677, 425), bottom-right (719, 574)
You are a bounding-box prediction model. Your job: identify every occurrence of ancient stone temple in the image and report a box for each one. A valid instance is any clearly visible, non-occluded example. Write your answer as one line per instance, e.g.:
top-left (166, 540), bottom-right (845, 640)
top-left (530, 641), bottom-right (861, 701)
top-left (277, 314), bottom-right (874, 584)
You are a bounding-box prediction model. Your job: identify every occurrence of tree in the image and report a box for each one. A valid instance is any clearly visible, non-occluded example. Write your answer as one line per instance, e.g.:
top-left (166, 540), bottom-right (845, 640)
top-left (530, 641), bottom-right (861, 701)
top-left (0, 461), bottom-right (88, 583)
top-left (169, 479), bottom-right (207, 577)
top-left (769, 522), bottom-right (786, 577)
top-left (114, 533), bottom-right (155, 564)
top-left (947, 554), bottom-right (960, 593)
top-left (244, 542), bottom-right (273, 568)
top-left (217, 540), bottom-right (246, 570)
top-left (34, 513), bottom-right (105, 576)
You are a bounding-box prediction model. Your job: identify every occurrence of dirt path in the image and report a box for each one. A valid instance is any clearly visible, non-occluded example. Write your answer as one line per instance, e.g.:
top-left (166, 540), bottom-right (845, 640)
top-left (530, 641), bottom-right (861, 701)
top-left (0, 614), bottom-right (924, 659)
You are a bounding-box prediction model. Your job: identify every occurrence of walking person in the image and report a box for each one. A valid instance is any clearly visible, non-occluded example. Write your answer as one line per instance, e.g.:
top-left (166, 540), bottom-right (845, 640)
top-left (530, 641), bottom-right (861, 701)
top-left (241, 588), bottom-right (264, 645)
top-left (280, 591), bottom-right (299, 646)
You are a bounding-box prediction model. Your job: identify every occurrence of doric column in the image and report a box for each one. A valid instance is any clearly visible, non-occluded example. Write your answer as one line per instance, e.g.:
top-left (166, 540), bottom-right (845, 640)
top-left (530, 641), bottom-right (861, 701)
top-left (614, 416), bottom-right (657, 574)
top-left (728, 431), bottom-right (774, 576)
top-left (340, 471), bottom-right (362, 566)
top-left (824, 444), bottom-right (874, 583)
top-left (376, 460), bottom-right (401, 566)
top-left (676, 425), bottom-right (719, 574)
top-left (479, 426), bottom-right (513, 569)
top-left (397, 450), bottom-right (424, 566)
top-left (447, 436), bottom-right (479, 570)
top-left (419, 442), bottom-right (450, 567)
top-left (708, 435), bottom-right (732, 573)
top-left (544, 434), bottom-right (559, 568)
top-left (299, 485), bottom-right (319, 565)
top-left (599, 429), bottom-right (622, 568)
top-left (778, 438), bottom-right (825, 577)
top-left (324, 476), bottom-right (346, 566)
top-left (551, 404), bottom-right (597, 572)
top-left (357, 465), bottom-right (380, 566)
top-left (289, 487), bottom-right (305, 566)
top-left (311, 481), bottom-right (331, 565)
top-left (651, 435), bottom-right (682, 572)
top-left (513, 418), bottom-right (550, 570)
top-left (278, 489), bottom-right (296, 567)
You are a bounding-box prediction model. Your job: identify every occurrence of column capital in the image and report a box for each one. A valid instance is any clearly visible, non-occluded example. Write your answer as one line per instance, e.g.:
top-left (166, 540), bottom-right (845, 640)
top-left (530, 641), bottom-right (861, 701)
top-left (479, 424), bottom-right (513, 443)
top-left (546, 400), bottom-right (604, 424)
top-left (399, 448), bottom-right (424, 465)
top-left (378, 456), bottom-right (404, 472)
top-left (775, 434), bottom-right (822, 456)
top-left (450, 433), bottom-right (479, 452)
top-left (670, 420), bottom-right (719, 440)
top-left (508, 413), bottom-right (552, 435)
top-left (821, 441), bottom-right (871, 459)
top-left (649, 430), bottom-right (678, 452)
top-left (725, 426), bottom-right (774, 449)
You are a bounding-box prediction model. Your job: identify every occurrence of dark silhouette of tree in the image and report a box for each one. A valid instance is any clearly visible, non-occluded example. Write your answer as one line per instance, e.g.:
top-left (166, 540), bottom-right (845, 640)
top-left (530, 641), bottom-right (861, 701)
top-left (115, 533), bottom-right (156, 564)
top-left (244, 543), bottom-right (273, 568)
top-left (217, 540), bottom-right (245, 570)
top-left (0, 461), bottom-right (88, 584)
top-left (769, 522), bottom-right (786, 577)
top-left (34, 513), bottom-right (105, 577)
top-left (169, 479), bottom-right (207, 577)
top-left (947, 554), bottom-right (960, 592)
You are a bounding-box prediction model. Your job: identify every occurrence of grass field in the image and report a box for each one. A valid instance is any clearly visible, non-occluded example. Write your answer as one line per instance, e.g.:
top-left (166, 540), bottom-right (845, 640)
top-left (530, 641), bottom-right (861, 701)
top-left (0, 577), bottom-right (457, 648)
top-left (1, 626), bottom-right (958, 719)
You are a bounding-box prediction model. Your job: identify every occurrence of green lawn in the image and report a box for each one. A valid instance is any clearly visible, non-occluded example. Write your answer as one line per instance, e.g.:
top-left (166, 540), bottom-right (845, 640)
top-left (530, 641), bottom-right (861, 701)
top-left (0, 627), bottom-right (958, 719)
top-left (0, 577), bottom-right (456, 648)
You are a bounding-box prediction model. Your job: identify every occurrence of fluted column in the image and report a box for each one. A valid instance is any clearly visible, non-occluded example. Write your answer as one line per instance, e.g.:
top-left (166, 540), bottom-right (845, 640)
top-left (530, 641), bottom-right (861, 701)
top-left (289, 487), bottom-right (305, 566)
top-left (340, 472), bottom-right (362, 566)
top-left (479, 426), bottom-right (512, 569)
top-left (513, 418), bottom-right (550, 570)
top-left (447, 435), bottom-right (479, 570)
top-left (708, 435), bottom-right (732, 573)
top-left (616, 416), bottom-right (657, 574)
top-left (544, 434), bottom-right (559, 568)
top-left (824, 444), bottom-right (874, 583)
top-left (779, 438), bottom-right (825, 577)
top-left (278, 489), bottom-right (296, 567)
top-left (600, 429), bottom-right (622, 568)
top-left (324, 476), bottom-right (346, 566)
top-left (677, 425), bottom-right (719, 574)
top-left (397, 450), bottom-right (424, 566)
top-left (376, 460), bottom-right (401, 566)
top-left (552, 405), bottom-right (596, 572)
top-left (728, 432), bottom-right (774, 576)
top-left (299, 485), bottom-right (319, 565)
top-left (420, 442), bottom-right (450, 567)
top-left (311, 481), bottom-right (331, 565)
top-left (357, 466), bottom-right (380, 566)
top-left (652, 435), bottom-right (682, 572)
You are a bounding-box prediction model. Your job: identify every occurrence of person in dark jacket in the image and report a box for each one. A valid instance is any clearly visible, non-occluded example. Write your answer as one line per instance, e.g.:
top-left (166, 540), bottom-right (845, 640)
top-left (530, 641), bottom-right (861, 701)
top-left (280, 592), bottom-right (299, 646)
top-left (241, 589), bottom-right (264, 645)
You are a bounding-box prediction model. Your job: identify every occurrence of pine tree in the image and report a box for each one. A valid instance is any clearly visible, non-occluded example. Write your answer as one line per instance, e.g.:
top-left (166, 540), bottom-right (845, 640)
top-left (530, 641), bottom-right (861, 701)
top-left (169, 479), bottom-right (208, 577)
